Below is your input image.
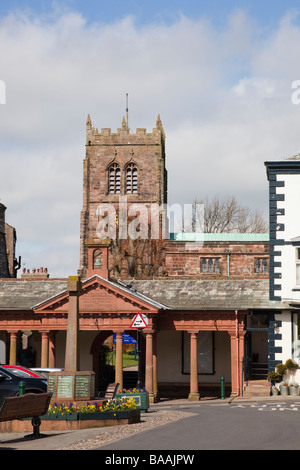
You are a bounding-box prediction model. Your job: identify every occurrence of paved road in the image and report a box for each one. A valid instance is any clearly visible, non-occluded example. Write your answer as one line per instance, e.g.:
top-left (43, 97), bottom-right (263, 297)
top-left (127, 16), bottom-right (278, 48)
top-left (99, 401), bottom-right (300, 451)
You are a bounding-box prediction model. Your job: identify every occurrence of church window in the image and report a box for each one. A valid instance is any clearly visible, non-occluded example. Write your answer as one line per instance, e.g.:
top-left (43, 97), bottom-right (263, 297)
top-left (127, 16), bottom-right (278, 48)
top-left (126, 163), bottom-right (138, 194)
top-left (108, 163), bottom-right (121, 194)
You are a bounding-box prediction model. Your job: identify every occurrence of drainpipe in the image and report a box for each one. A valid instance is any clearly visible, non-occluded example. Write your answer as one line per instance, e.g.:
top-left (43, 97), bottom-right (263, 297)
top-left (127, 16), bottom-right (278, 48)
top-left (236, 310), bottom-right (240, 396)
top-left (226, 251), bottom-right (231, 276)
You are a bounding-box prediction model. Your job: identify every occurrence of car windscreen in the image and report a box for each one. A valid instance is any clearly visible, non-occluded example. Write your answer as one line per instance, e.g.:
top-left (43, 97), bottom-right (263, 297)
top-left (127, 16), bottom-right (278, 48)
top-left (7, 368), bottom-right (45, 378)
top-left (7, 368), bottom-right (33, 377)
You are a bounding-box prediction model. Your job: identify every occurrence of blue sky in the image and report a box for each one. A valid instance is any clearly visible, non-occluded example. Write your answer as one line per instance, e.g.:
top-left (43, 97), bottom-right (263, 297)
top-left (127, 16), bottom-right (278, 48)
top-left (1, 1), bottom-right (300, 277)
top-left (2, 0), bottom-right (300, 28)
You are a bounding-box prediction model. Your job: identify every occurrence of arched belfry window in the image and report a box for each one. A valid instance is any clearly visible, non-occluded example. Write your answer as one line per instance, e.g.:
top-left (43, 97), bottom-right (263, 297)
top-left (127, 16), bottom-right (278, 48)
top-left (126, 163), bottom-right (138, 194)
top-left (108, 163), bottom-right (121, 194)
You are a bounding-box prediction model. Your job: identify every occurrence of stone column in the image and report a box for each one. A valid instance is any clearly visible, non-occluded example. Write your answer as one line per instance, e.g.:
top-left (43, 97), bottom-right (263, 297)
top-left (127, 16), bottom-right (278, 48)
top-left (9, 332), bottom-right (17, 365)
top-left (145, 331), bottom-right (154, 403)
top-left (65, 276), bottom-right (81, 371)
top-left (48, 331), bottom-right (56, 368)
top-left (153, 332), bottom-right (158, 402)
top-left (229, 329), bottom-right (246, 397)
top-left (115, 331), bottom-right (123, 391)
top-left (41, 332), bottom-right (49, 368)
top-left (188, 331), bottom-right (200, 401)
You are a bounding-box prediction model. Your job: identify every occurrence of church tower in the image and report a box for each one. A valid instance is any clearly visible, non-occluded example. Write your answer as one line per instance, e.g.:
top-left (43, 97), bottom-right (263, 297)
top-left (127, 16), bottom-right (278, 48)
top-left (79, 112), bottom-right (168, 278)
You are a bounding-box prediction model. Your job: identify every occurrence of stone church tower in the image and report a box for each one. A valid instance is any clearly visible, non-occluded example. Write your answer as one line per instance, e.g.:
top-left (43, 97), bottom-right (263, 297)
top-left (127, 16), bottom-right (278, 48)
top-left (79, 113), bottom-right (168, 279)
top-left (0, 203), bottom-right (19, 278)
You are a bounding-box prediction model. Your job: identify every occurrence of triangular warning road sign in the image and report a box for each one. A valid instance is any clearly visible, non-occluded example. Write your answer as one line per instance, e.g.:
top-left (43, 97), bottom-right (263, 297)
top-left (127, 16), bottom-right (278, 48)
top-left (130, 312), bottom-right (148, 329)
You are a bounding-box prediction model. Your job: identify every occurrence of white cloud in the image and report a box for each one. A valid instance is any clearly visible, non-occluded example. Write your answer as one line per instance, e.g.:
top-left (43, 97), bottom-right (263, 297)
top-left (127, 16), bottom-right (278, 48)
top-left (1, 7), bottom-right (300, 276)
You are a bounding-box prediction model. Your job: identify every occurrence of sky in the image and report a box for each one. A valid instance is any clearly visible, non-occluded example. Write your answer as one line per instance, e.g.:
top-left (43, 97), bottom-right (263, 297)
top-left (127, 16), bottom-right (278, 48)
top-left (1, 0), bottom-right (300, 277)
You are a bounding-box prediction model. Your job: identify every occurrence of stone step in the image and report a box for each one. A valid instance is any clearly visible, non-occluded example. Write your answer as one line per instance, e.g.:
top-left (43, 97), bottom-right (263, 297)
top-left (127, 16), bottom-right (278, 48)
top-left (250, 363), bottom-right (268, 381)
top-left (243, 380), bottom-right (270, 397)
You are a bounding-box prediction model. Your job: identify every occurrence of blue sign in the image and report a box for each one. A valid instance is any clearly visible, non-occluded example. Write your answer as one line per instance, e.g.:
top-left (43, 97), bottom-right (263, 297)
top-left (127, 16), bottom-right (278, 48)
top-left (113, 333), bottom-right (137, 344)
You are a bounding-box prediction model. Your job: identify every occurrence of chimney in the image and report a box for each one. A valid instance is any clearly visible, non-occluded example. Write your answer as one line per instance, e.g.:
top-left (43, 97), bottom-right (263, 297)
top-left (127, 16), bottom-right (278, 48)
top-left (21, 267), bottom-right (50, 279)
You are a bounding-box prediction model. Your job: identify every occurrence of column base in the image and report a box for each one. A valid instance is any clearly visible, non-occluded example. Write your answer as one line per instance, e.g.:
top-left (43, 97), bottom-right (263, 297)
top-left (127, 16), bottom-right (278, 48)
top-left (148, 393), bottom-right (155, 404)
top-left (188, 392), bottom-right (200, 401)
top-left (153, 392), bottom-right (159, 403)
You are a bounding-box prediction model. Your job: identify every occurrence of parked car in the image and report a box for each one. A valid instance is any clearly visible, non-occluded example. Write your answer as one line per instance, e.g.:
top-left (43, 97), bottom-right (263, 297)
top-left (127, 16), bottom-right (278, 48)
top-left (31, 368), bottom-right (63, 377)
top-left (0, 365), bottom-right (48, 398)
top-left (1, 365), bottom-right (46, 378)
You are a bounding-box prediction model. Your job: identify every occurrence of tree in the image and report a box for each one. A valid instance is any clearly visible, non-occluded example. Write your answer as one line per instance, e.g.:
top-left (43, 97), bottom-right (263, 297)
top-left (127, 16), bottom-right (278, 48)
top-left (187, 195), bottom-right (268, 233)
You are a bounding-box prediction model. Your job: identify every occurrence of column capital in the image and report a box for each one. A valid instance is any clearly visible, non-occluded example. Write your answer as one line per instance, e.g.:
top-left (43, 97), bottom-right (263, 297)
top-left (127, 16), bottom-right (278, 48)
top-left (144, 329), bottom-right (156, 335)
top-left (114, 329), bottom-right (124, 335)
top-left (7, 331), bottom-right (18, 336)
top-left (228, 329), bottom-right (246, 338)
top-left (187, 330), bottom-right (199, 336)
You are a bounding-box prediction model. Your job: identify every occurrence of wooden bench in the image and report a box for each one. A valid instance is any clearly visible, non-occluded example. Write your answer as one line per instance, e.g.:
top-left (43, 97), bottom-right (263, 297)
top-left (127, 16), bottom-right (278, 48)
top-left (97, 382), bottom-right (119, 400)
top-left (0, 393), bottom-right (52, 439)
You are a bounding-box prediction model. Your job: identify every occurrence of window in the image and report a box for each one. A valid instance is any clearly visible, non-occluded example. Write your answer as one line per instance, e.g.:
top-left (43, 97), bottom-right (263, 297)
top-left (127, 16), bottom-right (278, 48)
top-left (292, 312), bottom-right (300, 366)
top-left (201, 257), bottom-right (220, 273)
top-left (93, 249), bottom-right (102, 269)
top-left (126, 163), bottom-right (138, 194)
top-left (108, 163), bottom-right (121, 194)
top-left (255, 258), bottom-right (268, 273)
top-left (296, 248), bottom-right (300, 285)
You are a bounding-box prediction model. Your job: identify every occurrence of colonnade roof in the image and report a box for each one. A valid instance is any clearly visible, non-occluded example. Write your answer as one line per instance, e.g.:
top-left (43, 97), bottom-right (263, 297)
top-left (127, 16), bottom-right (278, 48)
top-left (0, 278), bottom-right (286, 312)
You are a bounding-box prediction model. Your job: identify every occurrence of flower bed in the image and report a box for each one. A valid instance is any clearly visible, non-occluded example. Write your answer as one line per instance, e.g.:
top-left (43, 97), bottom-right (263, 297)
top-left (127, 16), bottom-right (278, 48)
top-left (44, 397), bottom-right (138, 420)
top-left (0, 397), bottom-right (140, 433)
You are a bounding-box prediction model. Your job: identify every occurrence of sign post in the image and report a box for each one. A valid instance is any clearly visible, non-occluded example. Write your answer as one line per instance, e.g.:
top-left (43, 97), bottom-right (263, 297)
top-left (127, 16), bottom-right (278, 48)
top-left (130, 313), bottom-right (148, 389)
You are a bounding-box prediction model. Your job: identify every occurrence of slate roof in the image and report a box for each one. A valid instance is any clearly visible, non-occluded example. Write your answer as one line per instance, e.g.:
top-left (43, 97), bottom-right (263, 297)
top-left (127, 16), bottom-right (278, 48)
top-left (0, 278), bottom-right (286, 312)
top-left (127, 279), bottom-right (286, 310)
top-left (0, 279), bottom-right (68, 310)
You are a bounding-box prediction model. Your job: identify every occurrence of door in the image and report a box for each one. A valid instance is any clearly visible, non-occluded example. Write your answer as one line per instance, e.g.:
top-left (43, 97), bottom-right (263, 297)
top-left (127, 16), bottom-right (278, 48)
top-left (245, 313), bottom-right (269, 380)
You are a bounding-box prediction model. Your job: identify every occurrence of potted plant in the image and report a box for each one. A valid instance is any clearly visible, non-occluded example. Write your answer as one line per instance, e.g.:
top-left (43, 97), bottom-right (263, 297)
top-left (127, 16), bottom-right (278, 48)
top-left (283, 359), bottom-right (299, 394)
top-left (268, 371), bottom-right (281, 395)
top-left (289, 383), bottom-right (299, 396)
top-left (279, 381), bottom-right (289, 396)
top-left (268, 371), bottom-right (280, 384)
top-left (275, 362), bottom-right (287, 377)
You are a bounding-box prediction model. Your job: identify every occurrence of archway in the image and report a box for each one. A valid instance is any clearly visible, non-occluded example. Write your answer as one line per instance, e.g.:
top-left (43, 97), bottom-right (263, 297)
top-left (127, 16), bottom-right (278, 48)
top-left (91, 331), bottom-right (114, 394)
top-left (90, 330), bottom-right (146, 394)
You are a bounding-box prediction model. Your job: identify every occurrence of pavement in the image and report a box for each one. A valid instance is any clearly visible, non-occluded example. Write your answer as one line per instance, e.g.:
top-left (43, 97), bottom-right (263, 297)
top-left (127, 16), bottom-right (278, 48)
top-left (1, 394), bottom-right (300, 451)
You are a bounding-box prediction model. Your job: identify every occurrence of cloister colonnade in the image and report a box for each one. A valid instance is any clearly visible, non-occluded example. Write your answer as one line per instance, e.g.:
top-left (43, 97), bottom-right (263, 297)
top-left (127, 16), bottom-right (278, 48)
top-left (0, 275), bottom-right (246, 401)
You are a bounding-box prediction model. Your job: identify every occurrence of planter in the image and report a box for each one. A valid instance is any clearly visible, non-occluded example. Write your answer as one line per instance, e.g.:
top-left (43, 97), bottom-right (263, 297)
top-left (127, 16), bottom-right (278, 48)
top-left (41, 412), bottom-right (78, 421)
top-left (280, 384), bottom-right (289, 396)
top-left (116, 391), bottom-right (149, 412)
top-left (7, 409), bottom-right (141, 432)
top-left (289, 385), bottom-right (299, 396)
top-left (78, 409), bottom-right (140, 421)
top-left (40, 409), bottom-right (140, 422)
top-left (271, 385), bottom-right (279, 396)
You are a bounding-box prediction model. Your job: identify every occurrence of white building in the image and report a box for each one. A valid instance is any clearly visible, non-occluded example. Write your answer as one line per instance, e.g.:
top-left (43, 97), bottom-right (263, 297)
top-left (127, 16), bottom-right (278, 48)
top-left (265, 153), bottom-right (300, 382)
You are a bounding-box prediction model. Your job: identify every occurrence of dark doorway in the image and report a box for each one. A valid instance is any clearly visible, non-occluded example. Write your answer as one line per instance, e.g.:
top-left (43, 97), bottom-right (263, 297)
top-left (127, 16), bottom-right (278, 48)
top-left (245, 313), bottom-right (269, 381)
